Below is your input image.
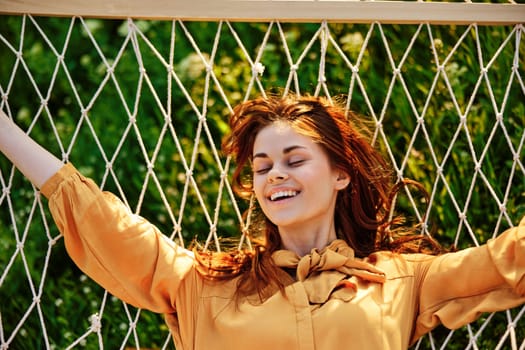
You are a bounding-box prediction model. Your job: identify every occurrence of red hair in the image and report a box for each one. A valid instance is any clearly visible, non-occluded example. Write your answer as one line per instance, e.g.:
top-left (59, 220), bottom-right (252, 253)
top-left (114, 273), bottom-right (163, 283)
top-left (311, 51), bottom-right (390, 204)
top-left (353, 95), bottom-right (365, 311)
top-left (195, 94), bottom-right (443, 301)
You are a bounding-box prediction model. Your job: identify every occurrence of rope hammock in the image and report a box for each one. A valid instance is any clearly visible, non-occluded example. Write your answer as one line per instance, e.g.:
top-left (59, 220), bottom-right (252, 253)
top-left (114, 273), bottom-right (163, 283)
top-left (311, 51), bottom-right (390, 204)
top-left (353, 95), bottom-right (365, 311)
top-left (0, 1), bottom-right (524, 348)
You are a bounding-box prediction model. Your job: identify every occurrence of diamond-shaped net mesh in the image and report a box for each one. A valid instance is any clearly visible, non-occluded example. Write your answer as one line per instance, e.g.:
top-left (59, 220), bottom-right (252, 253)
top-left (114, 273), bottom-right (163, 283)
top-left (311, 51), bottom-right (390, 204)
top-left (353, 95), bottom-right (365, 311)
top-left (0, 14), bottom-right (524, 350)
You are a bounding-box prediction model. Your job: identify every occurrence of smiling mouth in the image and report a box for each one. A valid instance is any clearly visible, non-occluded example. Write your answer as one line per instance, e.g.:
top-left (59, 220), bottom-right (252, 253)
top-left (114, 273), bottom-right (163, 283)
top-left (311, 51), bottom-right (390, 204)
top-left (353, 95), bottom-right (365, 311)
top-left (270, 190), bottom-right (299, 201)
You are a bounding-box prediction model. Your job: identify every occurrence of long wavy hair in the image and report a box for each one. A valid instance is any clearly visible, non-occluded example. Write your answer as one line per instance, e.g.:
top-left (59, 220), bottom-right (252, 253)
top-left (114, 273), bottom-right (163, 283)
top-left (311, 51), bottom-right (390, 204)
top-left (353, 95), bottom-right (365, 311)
top-left (195, 94), bottom-right (443, 301)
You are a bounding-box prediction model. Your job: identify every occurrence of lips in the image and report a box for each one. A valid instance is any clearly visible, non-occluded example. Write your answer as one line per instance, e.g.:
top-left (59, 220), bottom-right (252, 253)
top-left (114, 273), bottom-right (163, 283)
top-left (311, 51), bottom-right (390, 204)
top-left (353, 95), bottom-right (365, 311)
top-left (269, 190), bottom-right (299, 201)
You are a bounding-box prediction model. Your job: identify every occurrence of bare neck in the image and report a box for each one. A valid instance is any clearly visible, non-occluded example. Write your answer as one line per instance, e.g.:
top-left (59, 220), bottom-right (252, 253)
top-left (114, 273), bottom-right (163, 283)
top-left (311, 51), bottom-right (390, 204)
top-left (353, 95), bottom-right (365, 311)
top-left (278, 219), bottom-right (337, 257)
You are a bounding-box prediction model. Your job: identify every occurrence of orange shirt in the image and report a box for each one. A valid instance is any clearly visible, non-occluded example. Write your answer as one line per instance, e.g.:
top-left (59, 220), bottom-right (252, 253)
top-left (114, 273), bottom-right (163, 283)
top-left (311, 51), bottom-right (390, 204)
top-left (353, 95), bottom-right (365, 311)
top-left (41, 163), bottom-right (525, 350)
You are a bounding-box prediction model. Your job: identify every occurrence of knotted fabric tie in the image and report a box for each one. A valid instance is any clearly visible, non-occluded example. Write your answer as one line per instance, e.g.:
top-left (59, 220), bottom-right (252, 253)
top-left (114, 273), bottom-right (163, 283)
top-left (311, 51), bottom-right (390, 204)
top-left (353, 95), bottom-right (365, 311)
top-left (272, 240), bottom-right (386, 304)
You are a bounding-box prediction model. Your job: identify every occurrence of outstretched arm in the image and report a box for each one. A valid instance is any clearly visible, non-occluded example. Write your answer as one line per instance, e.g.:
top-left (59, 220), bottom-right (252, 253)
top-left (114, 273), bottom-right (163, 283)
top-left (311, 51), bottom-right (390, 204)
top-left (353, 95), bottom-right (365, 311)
top-left (2, 108), bottom-right (197, 312)
top-left (0, 109), bottom-right (63, 188)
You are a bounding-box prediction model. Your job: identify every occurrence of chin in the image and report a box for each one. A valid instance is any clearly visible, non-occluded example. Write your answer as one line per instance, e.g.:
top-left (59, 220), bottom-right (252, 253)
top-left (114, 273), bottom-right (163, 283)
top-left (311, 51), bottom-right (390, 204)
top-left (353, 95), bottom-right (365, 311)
top-left (269, 217), bottom-right (302, 228)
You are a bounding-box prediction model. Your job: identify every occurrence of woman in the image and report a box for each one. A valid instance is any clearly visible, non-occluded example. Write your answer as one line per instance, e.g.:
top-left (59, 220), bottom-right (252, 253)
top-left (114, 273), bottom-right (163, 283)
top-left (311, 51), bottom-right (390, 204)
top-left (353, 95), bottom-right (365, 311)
top-left (0, 95), bottom-right (524, 349)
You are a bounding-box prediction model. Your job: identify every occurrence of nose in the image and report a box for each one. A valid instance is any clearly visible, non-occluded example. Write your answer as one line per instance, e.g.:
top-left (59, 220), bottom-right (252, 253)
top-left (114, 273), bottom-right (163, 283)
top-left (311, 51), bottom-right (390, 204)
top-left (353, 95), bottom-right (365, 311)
top-left (267, 166), bottom-right (288, 183)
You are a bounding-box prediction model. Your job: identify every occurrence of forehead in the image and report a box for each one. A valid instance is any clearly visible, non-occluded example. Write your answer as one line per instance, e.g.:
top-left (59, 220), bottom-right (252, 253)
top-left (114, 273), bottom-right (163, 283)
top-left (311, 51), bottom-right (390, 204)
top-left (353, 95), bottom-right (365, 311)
top-left (253, 122), bottom-right (317, 155)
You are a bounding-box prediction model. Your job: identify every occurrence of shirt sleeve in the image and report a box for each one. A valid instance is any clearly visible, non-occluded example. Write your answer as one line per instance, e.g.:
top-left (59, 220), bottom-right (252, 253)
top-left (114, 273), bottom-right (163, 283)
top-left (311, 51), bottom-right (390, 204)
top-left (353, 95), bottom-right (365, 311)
top-left (411, 216), bottom-right (525, 343)
top-left (41, 163), bottom-right (196, 314)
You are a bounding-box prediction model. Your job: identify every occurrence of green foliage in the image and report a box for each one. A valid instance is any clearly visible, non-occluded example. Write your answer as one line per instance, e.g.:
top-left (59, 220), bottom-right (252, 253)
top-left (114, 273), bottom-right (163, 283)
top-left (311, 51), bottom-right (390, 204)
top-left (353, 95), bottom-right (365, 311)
top-left (0, 16), bottom-right (523, 349)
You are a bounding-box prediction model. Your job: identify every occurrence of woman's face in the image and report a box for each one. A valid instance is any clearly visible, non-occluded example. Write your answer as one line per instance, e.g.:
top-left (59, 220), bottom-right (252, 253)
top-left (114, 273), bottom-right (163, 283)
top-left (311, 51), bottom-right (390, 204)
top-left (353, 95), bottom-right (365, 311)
top-left (252, 122), bottom-right (349, 232)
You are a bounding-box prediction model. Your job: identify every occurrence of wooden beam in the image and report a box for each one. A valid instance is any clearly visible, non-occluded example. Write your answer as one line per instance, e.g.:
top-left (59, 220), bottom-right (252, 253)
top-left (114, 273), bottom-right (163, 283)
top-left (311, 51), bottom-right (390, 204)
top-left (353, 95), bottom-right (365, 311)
top-left (0, 0), bottom-right (523, 25)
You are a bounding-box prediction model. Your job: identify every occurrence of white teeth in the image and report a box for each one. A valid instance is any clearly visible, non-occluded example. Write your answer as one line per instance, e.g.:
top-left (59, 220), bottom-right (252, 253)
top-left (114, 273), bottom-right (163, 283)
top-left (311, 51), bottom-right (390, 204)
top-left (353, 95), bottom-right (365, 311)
top-left (270, 190), bottom-right (297, 201)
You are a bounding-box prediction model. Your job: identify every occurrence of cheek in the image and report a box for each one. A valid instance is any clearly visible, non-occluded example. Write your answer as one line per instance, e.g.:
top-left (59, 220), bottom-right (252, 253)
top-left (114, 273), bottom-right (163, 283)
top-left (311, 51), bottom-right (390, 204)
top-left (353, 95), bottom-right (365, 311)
top-left (302, 169), bottom-right (339, 194)
top-left (302, 168), bottom-right (332, 184)
top-left (252, 176), bottom-right (266, 200)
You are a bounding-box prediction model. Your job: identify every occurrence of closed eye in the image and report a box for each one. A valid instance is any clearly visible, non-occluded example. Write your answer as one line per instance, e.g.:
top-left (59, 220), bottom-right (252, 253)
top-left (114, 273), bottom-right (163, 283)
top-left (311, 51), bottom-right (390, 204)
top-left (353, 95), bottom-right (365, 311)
top-left (253, 162), bottom-right (272, 174)
top-left (289, 159), bottom-right (305, 167)
top-left (255, 167), bottom-right (271, 174)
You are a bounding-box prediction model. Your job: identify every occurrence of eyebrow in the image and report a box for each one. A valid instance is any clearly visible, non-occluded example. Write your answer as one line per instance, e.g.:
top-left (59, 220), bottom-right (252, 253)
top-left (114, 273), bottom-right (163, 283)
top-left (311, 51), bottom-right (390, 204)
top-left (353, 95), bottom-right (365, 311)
top-left (253, 145), bottom-right (306, 159)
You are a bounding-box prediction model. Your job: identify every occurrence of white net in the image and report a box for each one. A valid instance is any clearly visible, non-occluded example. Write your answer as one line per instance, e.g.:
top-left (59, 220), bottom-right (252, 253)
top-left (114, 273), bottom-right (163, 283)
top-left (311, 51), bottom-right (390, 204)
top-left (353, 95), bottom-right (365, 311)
top-left (0, 12), bottom-right (524, 350)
